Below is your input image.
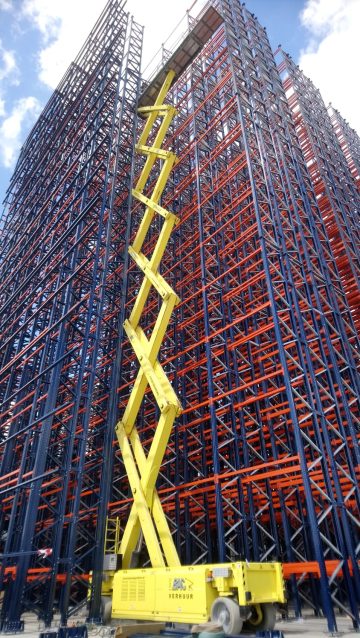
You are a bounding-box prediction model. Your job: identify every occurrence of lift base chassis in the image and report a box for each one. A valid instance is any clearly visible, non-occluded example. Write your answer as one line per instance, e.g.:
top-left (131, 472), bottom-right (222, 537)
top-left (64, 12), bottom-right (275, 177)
top-left (109, 562), bottom-right (285, 624)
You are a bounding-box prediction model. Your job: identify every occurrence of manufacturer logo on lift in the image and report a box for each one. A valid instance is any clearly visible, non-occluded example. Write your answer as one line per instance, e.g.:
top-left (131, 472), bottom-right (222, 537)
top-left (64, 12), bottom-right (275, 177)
top-left (172, 578), bottom-right (190, 590)
top-left (169, 577), bottom-right (194, 600)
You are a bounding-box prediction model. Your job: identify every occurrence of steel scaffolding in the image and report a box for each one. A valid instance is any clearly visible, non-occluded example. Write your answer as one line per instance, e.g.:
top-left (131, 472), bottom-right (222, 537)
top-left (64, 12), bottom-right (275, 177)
top-left (0, 0), bottom-right (142, 628)
top-left (111, 2), bottom-right (360, 632)
top-left (1, 0), bottom-right (359, 633)
top-left (276, 50), bottom-right (360, 334)
top-left (328, 105), bottom-right (360, 193)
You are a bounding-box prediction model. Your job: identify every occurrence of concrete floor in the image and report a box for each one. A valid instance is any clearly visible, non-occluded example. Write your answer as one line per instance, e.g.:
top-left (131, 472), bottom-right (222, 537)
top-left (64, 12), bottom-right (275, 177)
top-left (275, 615), bottom-right (359, 637)
top-left (6, 613), bottom-right (360, 638)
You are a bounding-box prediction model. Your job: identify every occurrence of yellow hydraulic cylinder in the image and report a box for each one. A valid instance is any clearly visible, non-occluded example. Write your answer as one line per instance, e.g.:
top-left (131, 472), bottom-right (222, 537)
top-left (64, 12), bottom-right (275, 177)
top-left (115, 70), bottom-right (181, 570)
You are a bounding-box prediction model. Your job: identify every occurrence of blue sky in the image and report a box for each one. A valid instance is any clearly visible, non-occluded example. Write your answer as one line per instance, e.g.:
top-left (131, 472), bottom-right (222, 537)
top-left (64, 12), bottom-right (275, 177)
top-left (0, 0), bottom-right (359, 205)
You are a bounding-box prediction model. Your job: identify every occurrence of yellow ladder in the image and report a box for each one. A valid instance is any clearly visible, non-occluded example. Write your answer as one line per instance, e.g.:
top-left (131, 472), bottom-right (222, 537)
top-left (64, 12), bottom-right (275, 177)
top-left (115, 70), bottom-right (182, 569)
top-left (104, 517), bottom-right (121, 555)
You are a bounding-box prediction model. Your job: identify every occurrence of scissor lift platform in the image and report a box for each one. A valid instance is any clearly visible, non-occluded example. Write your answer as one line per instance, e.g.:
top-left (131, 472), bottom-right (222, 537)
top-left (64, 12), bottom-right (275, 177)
top-left (138, 5), bottom-right (223, 108)
top-left (102, 4), bottom-right (285, 637)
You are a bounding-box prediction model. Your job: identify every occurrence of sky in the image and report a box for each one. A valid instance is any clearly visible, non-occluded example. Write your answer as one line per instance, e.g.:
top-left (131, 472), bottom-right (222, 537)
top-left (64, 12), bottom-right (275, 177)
top-left (0, 0), bottom-right (359, 204)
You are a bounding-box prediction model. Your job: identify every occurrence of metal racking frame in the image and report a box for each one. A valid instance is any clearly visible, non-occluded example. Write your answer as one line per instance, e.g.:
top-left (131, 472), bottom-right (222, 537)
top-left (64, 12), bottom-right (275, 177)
top-left (1, 0), bottom-right (359, 633)
top-left (276, 50), bottom-right (360, 334)
top-left (111, 2), bottom-right (359, 632)
top-left (0, 0), bottom-right (142, 628)
top-left (328, 105), bottom-right (360, 193)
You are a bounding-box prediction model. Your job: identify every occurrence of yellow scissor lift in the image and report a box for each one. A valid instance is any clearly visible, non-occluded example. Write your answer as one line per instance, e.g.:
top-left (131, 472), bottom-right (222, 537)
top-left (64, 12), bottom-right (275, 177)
top-left (101, 7), bottom-right (285, 635)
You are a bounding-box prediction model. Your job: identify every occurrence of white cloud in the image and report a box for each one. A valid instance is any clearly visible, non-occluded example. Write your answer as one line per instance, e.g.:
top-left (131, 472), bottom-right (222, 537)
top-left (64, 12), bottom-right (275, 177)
top-left (0, 96), bottom-right (41, 168)
top-left (127, 0), bottom-right (199, 77)
top-left (299, 0), bottom-right (360, 133)
top-left (0, 0), bottom-right (12, 10)
top-left (21, 0), bottom-right (61, 43)
top-left (21, 0), bottom-right (193, 89)
top-left (0, 38), bottom-right (19, 84)
top-left (0, 39), bottom-right (20, 140)
top-left (22, 0), bottom-right (108, 88)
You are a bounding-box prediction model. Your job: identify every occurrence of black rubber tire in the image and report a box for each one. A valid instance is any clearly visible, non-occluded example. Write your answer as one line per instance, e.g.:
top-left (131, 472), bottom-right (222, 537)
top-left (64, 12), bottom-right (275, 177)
top-left (210, 597), bottom-right (243, 635)
top-left (243, 603), bottom-right (276, 632)
top-left (100, 596), bottom-right (112, 625)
